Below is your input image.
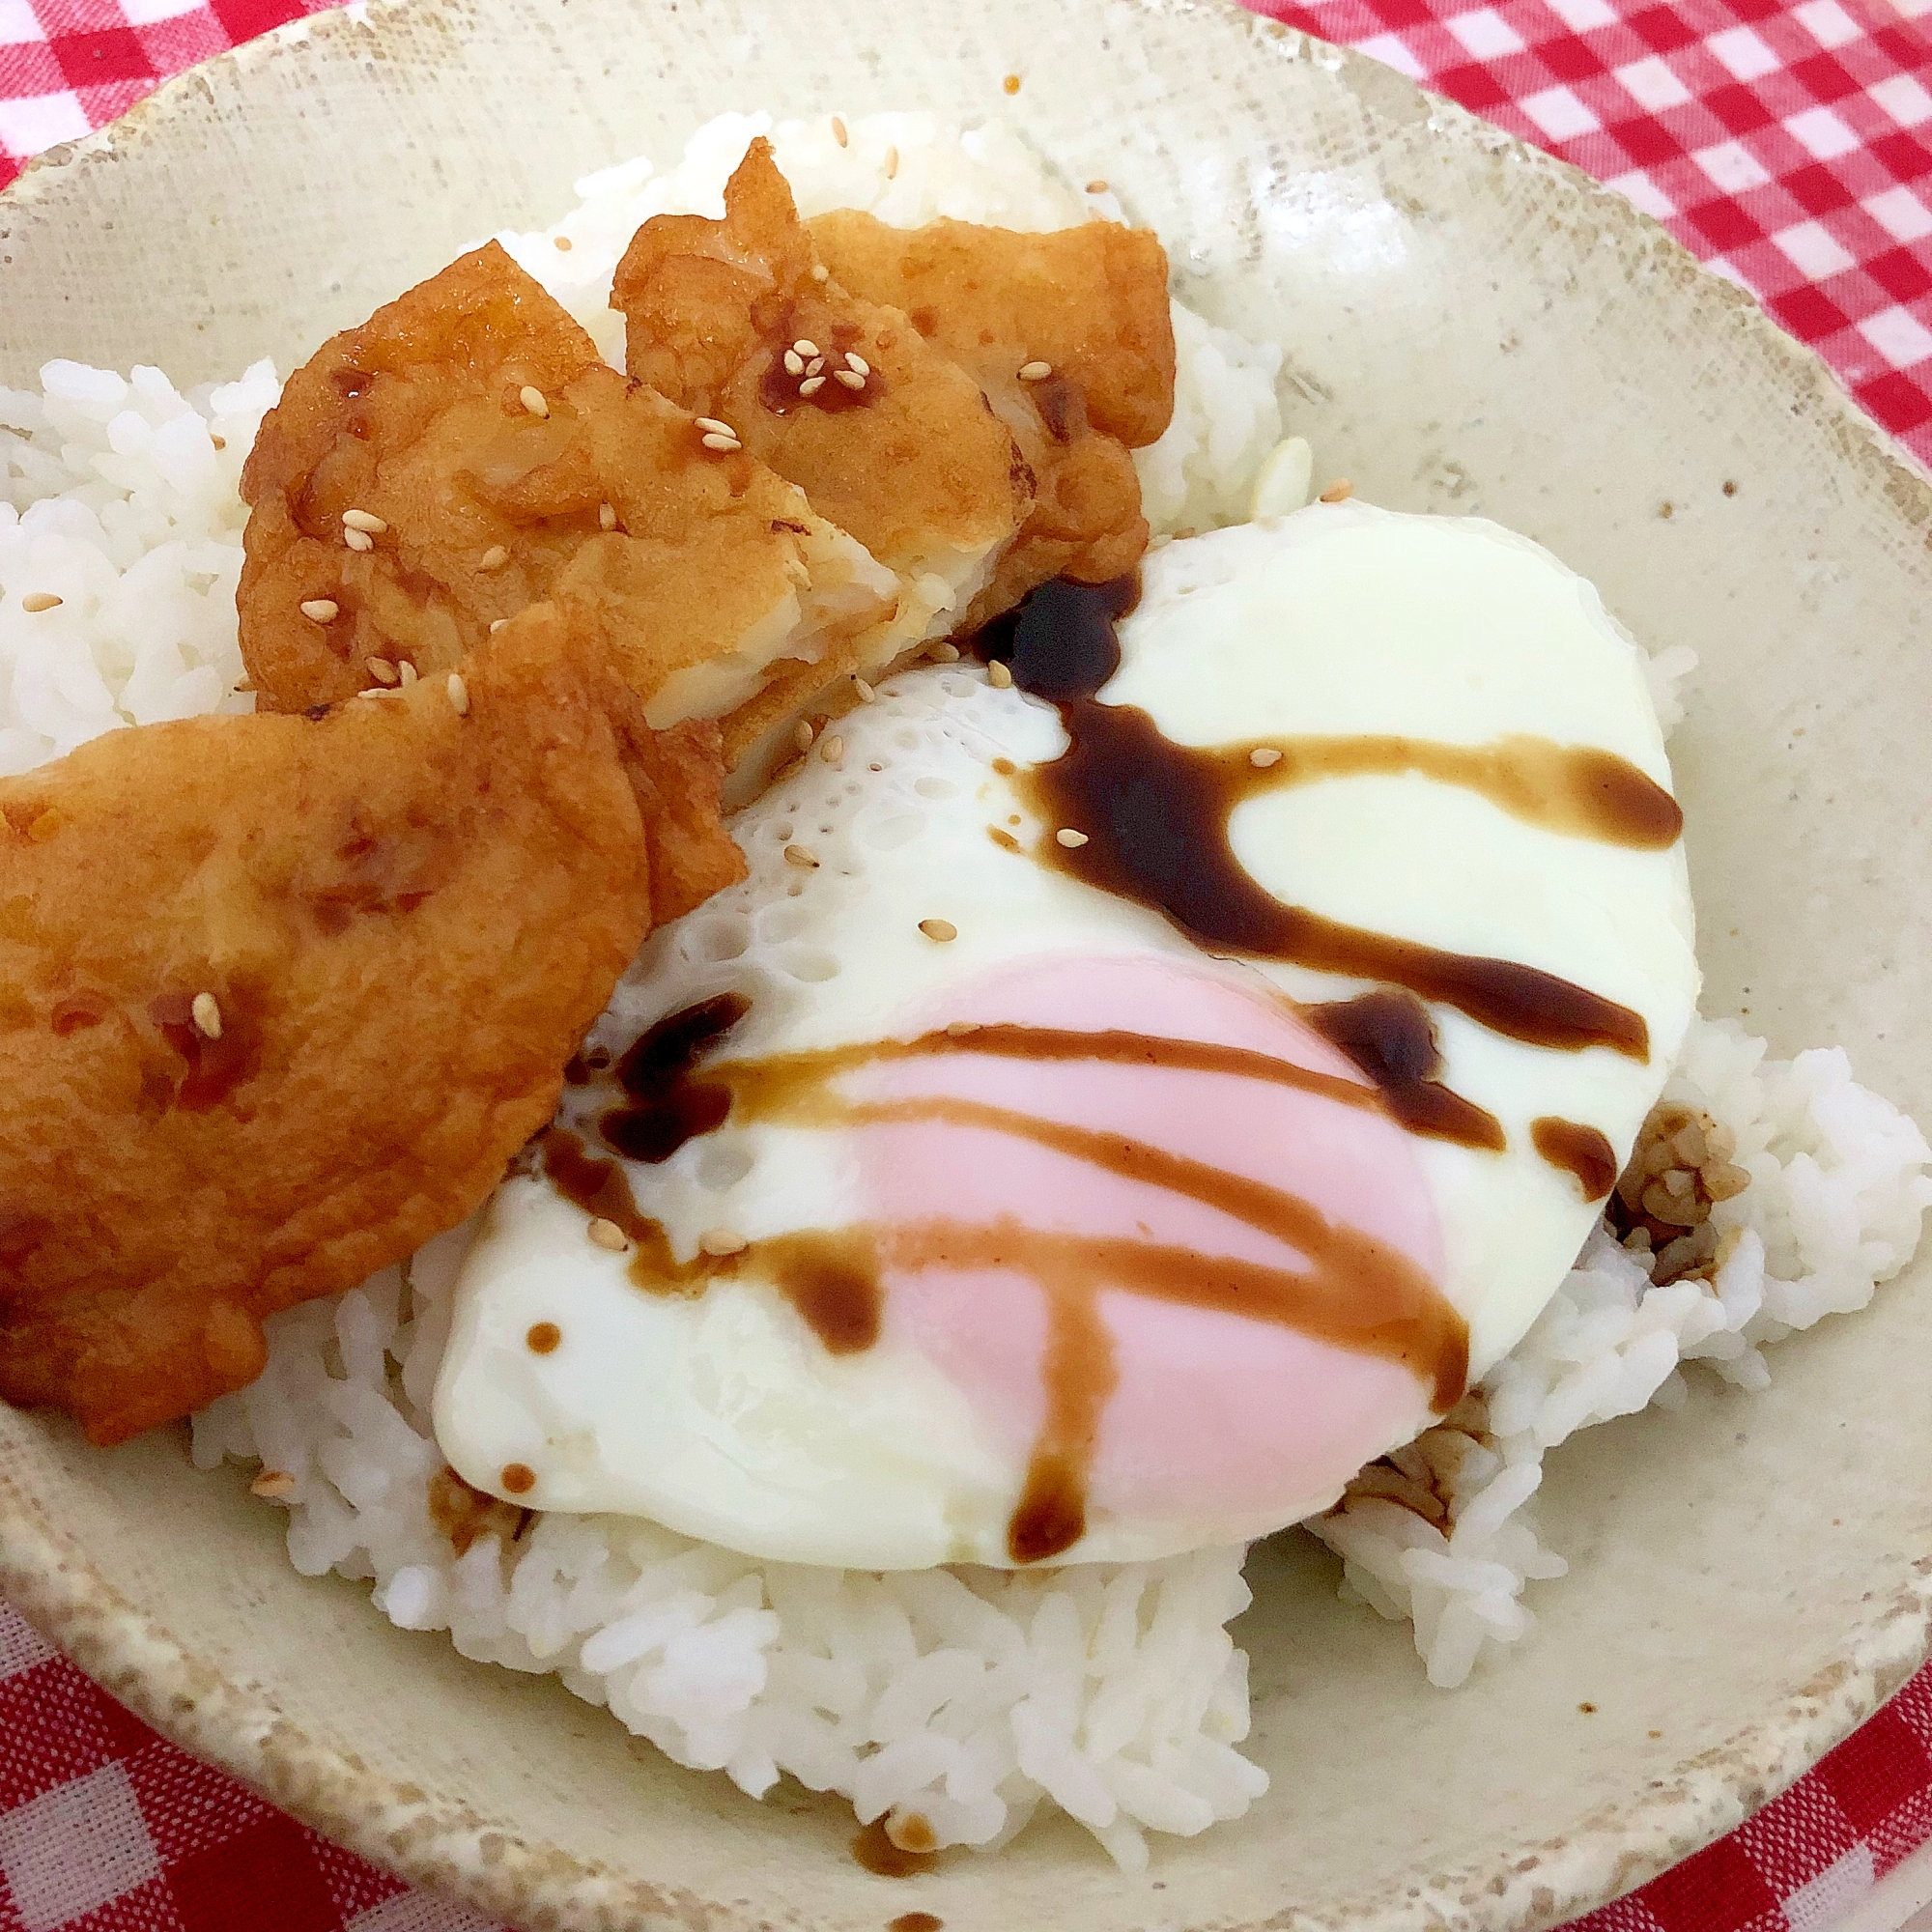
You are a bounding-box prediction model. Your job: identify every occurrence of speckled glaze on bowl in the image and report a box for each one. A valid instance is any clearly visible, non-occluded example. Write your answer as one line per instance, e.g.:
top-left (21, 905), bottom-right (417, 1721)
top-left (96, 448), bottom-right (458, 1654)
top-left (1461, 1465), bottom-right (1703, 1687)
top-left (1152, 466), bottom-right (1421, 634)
top-left (3, 2), bottom-right (1931, 1926)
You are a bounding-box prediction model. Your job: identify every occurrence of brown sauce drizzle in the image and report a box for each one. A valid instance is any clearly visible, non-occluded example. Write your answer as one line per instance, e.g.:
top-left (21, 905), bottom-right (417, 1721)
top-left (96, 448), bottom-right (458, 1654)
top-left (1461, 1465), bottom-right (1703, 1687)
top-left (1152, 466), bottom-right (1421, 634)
top-left (1531, 1117), bottom-right (1619, 1201)
top-left (551, 1007), bottom-right (1469, 1563)
top-left (758, 315), bottom-right (885, 417)
top-left (971, 578), bottom-right (1655, 1063)
top-left (891, 1916), bottom-right (944, 1932)
top-left (1243, 734), bottom-right (1679, 850)
top-left (149, 988), bottom-right (262, 1111)
top-left (1308, 991), bottom-right (1503, 1150)
top-left (539, 1126), bottom-right (884, 1354)
top-left (853, 1815), bottom-right (939, 1878)
top-left (427, 1464), bottom-right (530, 1557)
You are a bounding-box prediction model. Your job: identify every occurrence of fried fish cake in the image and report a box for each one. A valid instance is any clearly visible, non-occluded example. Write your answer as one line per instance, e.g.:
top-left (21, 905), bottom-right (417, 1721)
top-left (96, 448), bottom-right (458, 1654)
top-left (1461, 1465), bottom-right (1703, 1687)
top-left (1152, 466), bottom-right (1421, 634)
top-left (611, 138), bottom-right (1032, 693)
top-left (239, 242), bottom-right (894, 727)
top-left (810, 211), bottom-right (1177, 623)
top-left (0, 603), bottom-right (742, 1446)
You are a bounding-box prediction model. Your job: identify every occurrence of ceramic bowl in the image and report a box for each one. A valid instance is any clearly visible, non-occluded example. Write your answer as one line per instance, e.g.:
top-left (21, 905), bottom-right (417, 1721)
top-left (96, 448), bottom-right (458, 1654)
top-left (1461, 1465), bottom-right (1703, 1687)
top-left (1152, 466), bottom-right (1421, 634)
top-left (3, 2), bottom-right (1931, 1927)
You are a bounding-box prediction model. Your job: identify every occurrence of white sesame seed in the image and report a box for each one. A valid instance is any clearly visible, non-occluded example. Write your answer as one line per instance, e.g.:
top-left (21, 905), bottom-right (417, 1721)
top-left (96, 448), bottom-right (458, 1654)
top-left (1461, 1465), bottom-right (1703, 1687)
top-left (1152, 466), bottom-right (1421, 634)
top-left (700, 1227), bottom-right (749, 1257)
top-left (701, 431), bottom-right (742, 451)
top-left (884, 145), bottom-right (899, 180)
top-left (793, 720), bottom-right (815, 753)
top-left (299, 598), bottom-right (339, 623)
top-left (831, 116), bottom-right (848, 148)
top-left (20, 591), bottom-right (62, 613)
top-left (806, 356), bottom-right (825, 377)
top-left (1086, 178), bottom-right (1109, 193)
top-left (554, 235), bottom-right (573, 252)
top-left (853, 677), bottom-right (876, 702)
top-left (479, 545), bottom-right (509, 571)
top-left (798, 376), bottom-right (826, 397)
top-left (446, 672), bottom-right (469, 716)
top-left (366, 656), bottom-right (399, 686)
top-left (793, 338), bottom-right (820, 359)
top-left (344, 527), bottom-right (374, 553)
top-left (931, 641), bottom-right (961, 663)
top-left (1055, 827), bottom-right (1090, 848)
top-left (783, 843), bottom-right (820, 868)
top-left (599, 502), bottom-right (617, 530)
top-left (945, 1020), bottom-right (980, 1037)
top-left (810, 264), bottom-right (830, 283)
top-left (490, 619), bottom-right (508, 634)
top-left (695, 416), bottom-right (735, 437)
top-left (520, 384), bottom-right (550, 418)
top-left (1319, 478), bottom-right (1354, 503)
top-left (820, 734), bottom-right (843, 763)
top-left (919, 918), bottom-right (958, 943)
top-left (1249, 747), bottom-right (1283, 768)
top-left (341, 508), bottom-right (387, 533)
top-left (250, 1469), bottom-right (297, 1499)
top-left (397, 660), bottom-right (418, 686)
top-left (191, 991), bottom-right (223, 1038)
top-left (844, 352), bottom-right (869, 377)
top-left (1018, 360), bottom-right (1053, 382)
top-left (834, 368), bottom-right (866, 390)
top-left (586, 1217), bottom-right (628, 1252)
top-left (783, 350), bottom-right (806, 376)
top-left (987, 659), bottom-right (1013, 689)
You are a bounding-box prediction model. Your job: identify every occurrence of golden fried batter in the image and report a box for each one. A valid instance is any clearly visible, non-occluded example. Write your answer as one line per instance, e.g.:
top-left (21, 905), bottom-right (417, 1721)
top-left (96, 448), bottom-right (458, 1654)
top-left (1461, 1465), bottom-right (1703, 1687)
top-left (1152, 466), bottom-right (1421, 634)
top-left (239, 242), bottom-right (893, 727)
top-left (810, 211), bottom-right (1177, 623)
top-left (611, 138), bottom-right (1032, 688)
top-left (0, 605), bottom-right (742, 1445)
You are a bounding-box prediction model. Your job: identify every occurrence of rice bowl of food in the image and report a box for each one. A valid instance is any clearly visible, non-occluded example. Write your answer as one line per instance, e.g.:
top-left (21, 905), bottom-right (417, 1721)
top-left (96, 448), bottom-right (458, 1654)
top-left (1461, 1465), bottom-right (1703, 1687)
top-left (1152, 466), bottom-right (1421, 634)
top-left (2, 2), bottom-right (1931, 1928)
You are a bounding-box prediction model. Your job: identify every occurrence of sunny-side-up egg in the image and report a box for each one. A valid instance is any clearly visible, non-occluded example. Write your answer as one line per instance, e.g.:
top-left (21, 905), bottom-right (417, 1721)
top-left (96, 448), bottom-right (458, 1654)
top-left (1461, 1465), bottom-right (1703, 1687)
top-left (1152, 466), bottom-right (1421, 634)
top-left (433, 500), bottom-right (1701, 1571)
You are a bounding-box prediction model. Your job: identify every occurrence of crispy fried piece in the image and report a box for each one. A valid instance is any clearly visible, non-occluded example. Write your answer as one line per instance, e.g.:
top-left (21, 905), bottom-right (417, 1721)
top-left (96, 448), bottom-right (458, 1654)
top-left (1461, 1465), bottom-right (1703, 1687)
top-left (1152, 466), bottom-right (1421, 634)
top-left (0, 604), bottom-right (743, 1445)
top-left (810, 211), bottom-right (1177, 624)
top-left (239, 242), bottom-right (894, 727)
top-left (611, 138), bottom-right (1032, 692)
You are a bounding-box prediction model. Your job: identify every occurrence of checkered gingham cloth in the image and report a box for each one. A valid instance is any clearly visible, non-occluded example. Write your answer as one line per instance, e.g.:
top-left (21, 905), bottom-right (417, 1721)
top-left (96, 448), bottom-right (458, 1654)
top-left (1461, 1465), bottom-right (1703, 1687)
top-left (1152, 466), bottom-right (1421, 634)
top-left (2, 0), bottom-right (1932, 1928)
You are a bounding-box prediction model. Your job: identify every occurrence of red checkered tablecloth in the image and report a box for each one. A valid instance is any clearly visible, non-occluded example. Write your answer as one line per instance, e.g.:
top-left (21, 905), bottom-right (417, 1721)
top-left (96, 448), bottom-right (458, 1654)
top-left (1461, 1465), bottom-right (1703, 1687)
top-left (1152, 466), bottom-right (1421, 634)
top-left (3, 1), bottom-right (1932, 1929)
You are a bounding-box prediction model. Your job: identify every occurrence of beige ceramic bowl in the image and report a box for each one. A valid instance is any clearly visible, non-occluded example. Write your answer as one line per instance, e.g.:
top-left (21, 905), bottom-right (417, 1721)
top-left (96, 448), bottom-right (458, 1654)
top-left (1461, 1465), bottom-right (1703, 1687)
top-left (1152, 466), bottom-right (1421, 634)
top-left (4, 1), bottom-right (1932, 1927)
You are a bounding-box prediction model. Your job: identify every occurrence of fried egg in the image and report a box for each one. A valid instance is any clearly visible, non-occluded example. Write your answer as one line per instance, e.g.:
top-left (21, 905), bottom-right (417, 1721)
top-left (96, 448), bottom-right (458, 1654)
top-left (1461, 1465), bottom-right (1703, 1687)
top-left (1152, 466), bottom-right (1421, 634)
top-left (434, 502), bottom-right (1700, 1569)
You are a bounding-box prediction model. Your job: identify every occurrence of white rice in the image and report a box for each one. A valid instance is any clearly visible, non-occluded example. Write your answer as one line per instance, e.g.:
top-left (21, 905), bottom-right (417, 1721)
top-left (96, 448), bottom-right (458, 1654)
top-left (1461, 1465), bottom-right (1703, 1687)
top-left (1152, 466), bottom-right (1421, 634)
top-left (0, 359), bottom-right (274, 772)
top-left (1316, 1020), bottom-right (1932, 1690)
top-left (5, 111), bottom-right (1927, 1868)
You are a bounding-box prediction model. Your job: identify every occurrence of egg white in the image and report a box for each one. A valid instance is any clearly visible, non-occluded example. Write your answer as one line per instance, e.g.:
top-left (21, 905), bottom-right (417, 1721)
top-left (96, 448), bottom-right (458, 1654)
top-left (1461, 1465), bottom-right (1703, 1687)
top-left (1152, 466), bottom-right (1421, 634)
top-left (434, 503), bottom-right (1700, 1567)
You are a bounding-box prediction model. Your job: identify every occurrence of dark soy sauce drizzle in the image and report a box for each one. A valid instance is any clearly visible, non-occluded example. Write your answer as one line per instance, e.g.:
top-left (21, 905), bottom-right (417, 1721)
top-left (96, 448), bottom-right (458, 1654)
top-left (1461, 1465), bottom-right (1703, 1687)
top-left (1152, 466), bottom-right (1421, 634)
top-left (1531, 1117), bottom-right (1619, 1202)
top-left (758, 314), bottom-right (886, 418)
top-left (557, 1000), bottom-right (1469, 1563)
top-left (540, 1124), bottom-right (886, 1352)
top-left (1308, 991), bottom-right (1504, 1151)
top-left (972, 578), bottom-right (1654, 1063)
top-left (601, 992), bottom-right (749, 1161)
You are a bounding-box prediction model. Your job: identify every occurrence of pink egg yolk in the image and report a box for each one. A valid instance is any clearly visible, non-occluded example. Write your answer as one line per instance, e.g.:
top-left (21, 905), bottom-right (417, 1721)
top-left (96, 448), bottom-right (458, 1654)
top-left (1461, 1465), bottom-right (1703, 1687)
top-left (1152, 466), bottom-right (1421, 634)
top-left (830, 952), bottom-right (1463, 1560)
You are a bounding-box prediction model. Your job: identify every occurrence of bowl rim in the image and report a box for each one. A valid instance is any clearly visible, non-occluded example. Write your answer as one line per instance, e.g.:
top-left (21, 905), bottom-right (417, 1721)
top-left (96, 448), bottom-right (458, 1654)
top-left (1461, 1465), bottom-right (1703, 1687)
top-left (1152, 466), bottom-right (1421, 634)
top-left (4, 2), bottom-right (1932, 1926)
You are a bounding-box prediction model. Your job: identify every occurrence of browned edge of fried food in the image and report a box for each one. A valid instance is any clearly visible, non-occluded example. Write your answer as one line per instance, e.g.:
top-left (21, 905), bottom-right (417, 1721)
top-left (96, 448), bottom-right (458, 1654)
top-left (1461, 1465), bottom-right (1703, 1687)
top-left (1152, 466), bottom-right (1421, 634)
top-left (238, 239), bottom-right (891, 737)
top-left (611, 137), bottom-right (1033, 578)
top-left (238, 243), bottom-right (602, 712)
top-left (810, 210), bottom-right (1177, 447)
top-left (0, 602), bottom-right (741, 1445)
top-left (808, 208), bottom-right (1176, 620)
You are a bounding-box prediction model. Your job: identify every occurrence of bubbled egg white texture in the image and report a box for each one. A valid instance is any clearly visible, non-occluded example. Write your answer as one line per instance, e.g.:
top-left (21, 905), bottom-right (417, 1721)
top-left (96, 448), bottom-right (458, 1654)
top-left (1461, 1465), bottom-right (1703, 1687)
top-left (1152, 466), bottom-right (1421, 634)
top-left (434, 502), bottom-right (1700, 1571)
